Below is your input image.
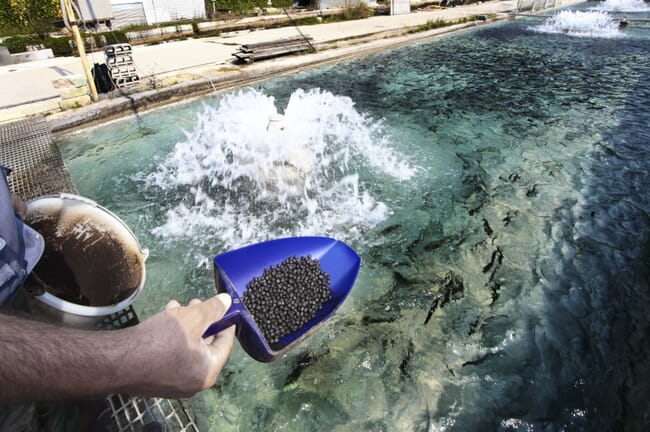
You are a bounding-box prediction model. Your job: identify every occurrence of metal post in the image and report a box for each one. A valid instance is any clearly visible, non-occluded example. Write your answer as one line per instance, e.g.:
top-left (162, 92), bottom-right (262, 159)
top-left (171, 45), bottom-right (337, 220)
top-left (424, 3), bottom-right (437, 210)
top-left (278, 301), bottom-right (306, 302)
top-left (63, 0), bottom-right (99, 103)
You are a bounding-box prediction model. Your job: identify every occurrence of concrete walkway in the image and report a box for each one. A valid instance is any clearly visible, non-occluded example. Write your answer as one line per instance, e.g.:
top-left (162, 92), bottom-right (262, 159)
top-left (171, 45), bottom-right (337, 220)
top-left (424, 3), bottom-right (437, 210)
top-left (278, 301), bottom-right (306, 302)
top-left (0, 0), bottom-right (578, 125)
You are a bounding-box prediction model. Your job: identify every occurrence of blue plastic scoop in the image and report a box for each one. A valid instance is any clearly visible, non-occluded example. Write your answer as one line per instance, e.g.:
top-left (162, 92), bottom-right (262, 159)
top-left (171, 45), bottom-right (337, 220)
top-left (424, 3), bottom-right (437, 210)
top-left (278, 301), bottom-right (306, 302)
top-left (203, 236), bottom-right (361, 362)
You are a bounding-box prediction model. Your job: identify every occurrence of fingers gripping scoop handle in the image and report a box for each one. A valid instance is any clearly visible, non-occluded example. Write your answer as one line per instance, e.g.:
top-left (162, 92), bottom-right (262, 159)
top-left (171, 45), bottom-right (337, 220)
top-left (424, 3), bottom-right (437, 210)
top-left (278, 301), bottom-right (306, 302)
top-left (203, 300), bottom-right (245, 338)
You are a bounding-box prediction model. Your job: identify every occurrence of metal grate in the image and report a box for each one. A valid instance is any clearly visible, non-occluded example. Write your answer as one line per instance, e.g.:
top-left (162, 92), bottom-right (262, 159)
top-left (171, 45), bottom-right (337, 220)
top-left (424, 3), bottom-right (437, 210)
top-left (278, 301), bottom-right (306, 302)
top-left (97, 305), bottom-right (141, 330)
top-left (98, 308), bottom-right (200, 432)
top-left (0, 116), bottom-right (78, 200)
top-left (107, 395), bottom-right (199, 432)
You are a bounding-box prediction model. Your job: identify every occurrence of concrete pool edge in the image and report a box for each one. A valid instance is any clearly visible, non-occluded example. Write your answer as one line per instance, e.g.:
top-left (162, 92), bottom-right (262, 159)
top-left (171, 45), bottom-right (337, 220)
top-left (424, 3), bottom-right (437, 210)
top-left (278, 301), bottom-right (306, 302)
top-left (47, 17), bottom-right (511, 134)
top-left (25, 0), bottom-right (581, 134)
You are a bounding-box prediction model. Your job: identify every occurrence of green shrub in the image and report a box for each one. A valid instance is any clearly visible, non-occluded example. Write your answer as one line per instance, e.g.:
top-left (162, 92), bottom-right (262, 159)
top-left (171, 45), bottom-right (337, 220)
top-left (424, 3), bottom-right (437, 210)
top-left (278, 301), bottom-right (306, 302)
top-left (2, 34), bottom-right (42, 53)
top-left (4, 34), bottom-right (76, 56)
top-left (410, 18), bottom-right (450, 33)
top-left (211, 0), bottom-right (268, 14)
top-left (294, 17), bottom-right (321, 25)
top-left (341, 1), bottom-right (373, 20)
top-left (205, 0), bottom-right (216, 16)
top-left (271, 0), bottom-right (294, 7)
top-left (95, 30), bottom-right (128, 45)
top-left (0, 0), bottom-right (59, 37)
top-left (205, 0), bottom-right (290, 16)
top-left (45, 35), bottom-right (73, 56)
top-left (6, 30), bottom-right (130, 58)
top-left (0, 23), bottom-right (21, 38)
top-left (119, 23), bottom-right (155, 32)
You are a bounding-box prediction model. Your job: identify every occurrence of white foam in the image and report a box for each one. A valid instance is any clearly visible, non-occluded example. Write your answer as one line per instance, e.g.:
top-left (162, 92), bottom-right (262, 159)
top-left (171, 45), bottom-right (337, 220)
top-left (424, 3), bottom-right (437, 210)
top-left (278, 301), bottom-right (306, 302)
top-left (591, 0), bottom-right (650, 12)
top-left (146, 88), bottom-right (416, 252)
top-left (533, 10), bottom-right (624, 38)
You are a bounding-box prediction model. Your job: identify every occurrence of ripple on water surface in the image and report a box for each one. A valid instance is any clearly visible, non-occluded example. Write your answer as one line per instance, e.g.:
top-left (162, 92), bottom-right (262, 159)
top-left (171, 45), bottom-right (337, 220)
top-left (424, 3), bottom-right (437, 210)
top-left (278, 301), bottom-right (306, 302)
top-left (57, 11), bottom-right (650, 431)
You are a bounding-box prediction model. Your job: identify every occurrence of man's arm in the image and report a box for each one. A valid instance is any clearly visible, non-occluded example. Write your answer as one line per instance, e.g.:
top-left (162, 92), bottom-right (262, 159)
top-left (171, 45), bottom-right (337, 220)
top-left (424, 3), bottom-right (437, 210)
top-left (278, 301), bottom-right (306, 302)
top-left (0, 294), bottom-right (236, 403)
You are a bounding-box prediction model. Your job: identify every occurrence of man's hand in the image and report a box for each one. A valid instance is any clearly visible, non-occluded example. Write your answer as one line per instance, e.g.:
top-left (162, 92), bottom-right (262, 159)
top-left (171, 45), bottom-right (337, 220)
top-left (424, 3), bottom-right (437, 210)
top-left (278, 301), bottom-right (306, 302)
top-left (125, 293), bottom-right (236, 398)
top-left (0, 294), bottom-right (236, 403)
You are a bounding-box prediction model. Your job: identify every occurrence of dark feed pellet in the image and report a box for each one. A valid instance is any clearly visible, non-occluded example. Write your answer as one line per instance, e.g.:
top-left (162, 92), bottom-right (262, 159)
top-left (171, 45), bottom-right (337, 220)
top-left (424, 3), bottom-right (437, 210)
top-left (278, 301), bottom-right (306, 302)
top-left (242, 256), bottom-right (332, 345)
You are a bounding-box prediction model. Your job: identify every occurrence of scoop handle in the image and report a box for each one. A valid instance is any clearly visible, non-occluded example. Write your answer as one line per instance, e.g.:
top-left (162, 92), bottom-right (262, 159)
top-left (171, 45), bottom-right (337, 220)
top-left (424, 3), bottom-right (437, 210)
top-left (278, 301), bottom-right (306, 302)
top-left (203, 299), bottom-right (244, 338)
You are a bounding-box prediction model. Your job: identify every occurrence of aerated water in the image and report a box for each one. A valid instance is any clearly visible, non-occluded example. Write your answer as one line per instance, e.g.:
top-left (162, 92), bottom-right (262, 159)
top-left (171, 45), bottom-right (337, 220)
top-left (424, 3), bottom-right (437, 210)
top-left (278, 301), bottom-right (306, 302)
top-left (57, 3), bottom-right (650, 429)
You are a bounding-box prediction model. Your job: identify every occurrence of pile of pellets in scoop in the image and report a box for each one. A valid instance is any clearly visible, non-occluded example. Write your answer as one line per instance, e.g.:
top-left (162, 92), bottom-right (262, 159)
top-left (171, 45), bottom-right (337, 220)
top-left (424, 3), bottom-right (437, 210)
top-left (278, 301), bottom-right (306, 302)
top-left (242, 256), bottom-right (332, 345)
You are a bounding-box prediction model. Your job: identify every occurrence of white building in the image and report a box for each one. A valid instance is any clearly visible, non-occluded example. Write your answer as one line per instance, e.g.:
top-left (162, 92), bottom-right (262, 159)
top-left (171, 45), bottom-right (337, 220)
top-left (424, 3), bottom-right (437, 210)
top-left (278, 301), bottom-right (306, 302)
top-left (110, 0), bottom-right (206, 28)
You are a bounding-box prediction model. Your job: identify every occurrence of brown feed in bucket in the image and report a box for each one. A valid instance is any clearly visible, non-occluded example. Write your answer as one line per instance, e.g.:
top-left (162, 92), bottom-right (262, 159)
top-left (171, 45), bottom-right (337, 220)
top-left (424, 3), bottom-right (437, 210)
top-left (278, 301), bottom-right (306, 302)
top-left (26, 198), bottom-right (145, 307)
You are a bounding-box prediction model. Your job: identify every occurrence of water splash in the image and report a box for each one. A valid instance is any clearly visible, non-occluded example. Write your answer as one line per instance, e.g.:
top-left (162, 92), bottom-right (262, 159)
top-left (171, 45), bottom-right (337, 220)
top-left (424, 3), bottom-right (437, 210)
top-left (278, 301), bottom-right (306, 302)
top-left (592, 0), bottom-right (650, 12)
top-left (533, 10), bottom-right (623, 37)
top-left (146, 88), bottom-right (417, 252)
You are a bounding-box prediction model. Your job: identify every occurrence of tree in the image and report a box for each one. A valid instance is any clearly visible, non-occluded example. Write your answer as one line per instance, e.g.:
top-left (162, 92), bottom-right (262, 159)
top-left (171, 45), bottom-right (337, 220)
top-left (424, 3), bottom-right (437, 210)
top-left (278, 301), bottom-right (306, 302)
top-left (0, 0), bottom-right (60, 36)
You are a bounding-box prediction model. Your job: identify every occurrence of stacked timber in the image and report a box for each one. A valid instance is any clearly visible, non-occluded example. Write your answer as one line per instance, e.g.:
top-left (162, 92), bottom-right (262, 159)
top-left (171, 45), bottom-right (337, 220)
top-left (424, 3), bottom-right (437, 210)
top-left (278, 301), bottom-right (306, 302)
top-left (232, 36), bottom-right (314, 64)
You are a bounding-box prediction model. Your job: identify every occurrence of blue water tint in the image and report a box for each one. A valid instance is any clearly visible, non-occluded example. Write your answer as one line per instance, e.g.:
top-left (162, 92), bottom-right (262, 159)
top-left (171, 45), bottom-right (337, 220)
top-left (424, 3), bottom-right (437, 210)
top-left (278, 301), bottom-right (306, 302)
top-left (56, 9), bottom-right (650, 431)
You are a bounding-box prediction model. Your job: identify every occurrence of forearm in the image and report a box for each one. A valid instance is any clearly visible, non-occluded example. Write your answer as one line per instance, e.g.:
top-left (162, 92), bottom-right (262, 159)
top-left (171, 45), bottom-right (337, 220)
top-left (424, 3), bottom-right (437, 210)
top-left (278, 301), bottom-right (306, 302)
top-left (0, 312), bottom-right (143, 403)
top-left (0, 294), bottom-right (235, 403)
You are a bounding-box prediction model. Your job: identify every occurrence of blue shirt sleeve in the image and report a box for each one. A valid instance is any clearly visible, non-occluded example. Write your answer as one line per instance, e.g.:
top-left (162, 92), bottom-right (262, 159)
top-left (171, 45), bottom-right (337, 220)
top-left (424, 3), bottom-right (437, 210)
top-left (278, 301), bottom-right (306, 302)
top-left (0, 166), bottom-right (44, 305)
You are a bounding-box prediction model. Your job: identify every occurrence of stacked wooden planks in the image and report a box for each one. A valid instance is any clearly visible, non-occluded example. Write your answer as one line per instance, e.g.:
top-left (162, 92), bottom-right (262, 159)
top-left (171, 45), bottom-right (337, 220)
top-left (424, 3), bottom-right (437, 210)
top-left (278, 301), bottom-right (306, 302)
top-left (232, 36), bottom-right (315, 64)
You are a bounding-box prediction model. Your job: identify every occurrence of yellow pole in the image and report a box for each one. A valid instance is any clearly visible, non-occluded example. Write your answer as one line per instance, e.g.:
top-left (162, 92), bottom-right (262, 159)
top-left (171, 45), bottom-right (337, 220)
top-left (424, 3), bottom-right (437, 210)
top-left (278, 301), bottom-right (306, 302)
top-left (62, 0), bottom-right (99, 103)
